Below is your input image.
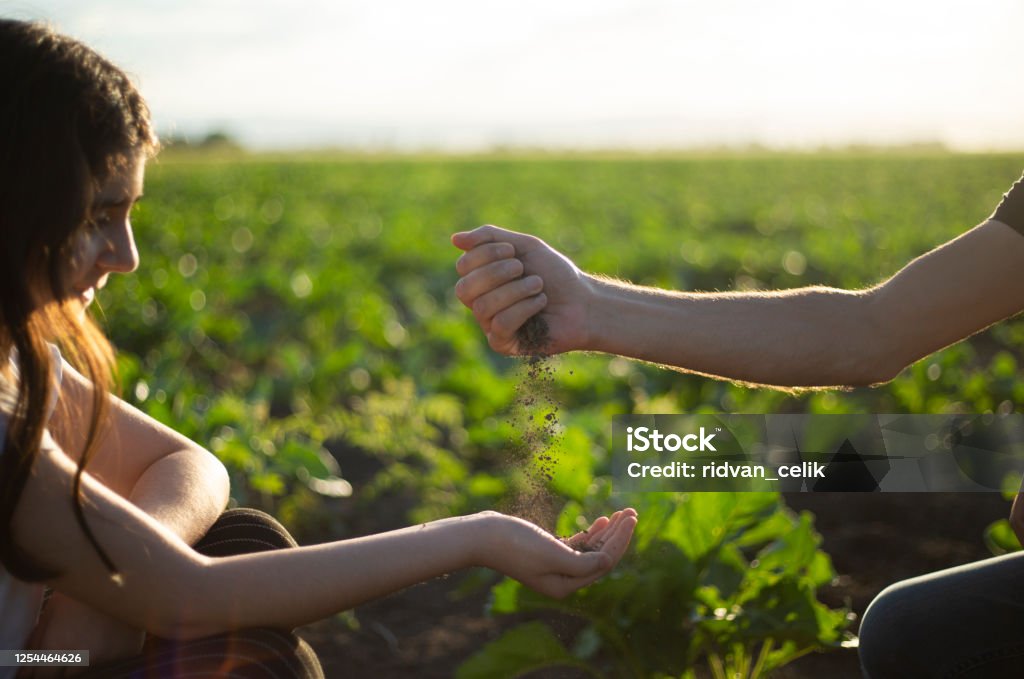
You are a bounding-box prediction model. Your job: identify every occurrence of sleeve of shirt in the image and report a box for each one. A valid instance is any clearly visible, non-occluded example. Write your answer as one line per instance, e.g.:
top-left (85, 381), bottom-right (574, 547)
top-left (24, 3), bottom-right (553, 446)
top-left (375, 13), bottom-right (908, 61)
top-left (991, 172), bottom-right (1024, 236)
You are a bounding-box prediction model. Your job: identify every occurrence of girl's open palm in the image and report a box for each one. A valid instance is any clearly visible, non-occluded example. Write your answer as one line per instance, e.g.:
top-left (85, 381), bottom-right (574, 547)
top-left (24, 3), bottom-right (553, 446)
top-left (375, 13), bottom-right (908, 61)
top-left (477, 508), bottom-right (637, 599)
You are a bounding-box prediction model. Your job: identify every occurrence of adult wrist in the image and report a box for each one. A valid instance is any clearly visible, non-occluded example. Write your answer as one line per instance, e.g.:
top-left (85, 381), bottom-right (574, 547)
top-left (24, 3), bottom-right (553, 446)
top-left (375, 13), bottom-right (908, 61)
top-left (992, 172), bottom-right (1024, 235)
top-left (581, 273), bottom-right (619, 354)
top-left (584, 274), bottom-right (658, 357)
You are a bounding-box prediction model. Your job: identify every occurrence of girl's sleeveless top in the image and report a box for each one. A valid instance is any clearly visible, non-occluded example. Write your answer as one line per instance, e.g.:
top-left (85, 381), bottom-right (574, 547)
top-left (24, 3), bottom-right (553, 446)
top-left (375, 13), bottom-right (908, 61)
top-left (0, 344), bottom-right (62, 678)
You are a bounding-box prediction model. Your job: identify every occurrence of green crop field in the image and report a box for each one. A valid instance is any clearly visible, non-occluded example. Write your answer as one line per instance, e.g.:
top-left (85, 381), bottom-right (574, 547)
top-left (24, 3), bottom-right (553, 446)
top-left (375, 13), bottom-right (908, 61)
top-left (98, 151), bottom-right (1024, 677)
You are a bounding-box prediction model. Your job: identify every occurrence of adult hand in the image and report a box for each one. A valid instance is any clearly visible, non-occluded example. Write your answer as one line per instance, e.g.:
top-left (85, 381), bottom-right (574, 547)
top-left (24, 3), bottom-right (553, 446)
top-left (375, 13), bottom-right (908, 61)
top-left (25, 591), bottom-right (145, 677)
top-left (474, 508), bottom-right (637, 599)
top-left (452, 225), bottom-right (594, 355)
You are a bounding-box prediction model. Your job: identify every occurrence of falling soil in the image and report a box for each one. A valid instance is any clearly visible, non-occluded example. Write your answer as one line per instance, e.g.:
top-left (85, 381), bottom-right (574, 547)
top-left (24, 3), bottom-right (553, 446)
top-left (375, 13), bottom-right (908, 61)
top-left (517, 313), bottom-right (552, 356)
top-left (501, 314), bottom-right (563, 531)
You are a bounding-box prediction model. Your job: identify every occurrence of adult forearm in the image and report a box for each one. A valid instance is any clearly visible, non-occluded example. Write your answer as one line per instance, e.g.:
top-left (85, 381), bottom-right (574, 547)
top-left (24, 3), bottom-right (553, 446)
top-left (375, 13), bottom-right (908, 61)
top-left (128, 449), bottom-right (230, 544)
top-left (585, 276), bottom-right (891, 387)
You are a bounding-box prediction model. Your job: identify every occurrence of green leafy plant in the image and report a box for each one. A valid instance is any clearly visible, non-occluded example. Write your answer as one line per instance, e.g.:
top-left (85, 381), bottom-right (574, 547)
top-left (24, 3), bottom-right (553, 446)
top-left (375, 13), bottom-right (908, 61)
top-left (459, 492), bottom-right (854, 679)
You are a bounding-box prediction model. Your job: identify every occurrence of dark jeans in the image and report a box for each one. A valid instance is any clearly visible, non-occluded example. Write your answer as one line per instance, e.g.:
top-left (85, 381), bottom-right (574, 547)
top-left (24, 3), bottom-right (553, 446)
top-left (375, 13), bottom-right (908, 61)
top-left (859, 550), bottom-right (1024, 678)
top-left (78, 508), bottom-right (323, 679)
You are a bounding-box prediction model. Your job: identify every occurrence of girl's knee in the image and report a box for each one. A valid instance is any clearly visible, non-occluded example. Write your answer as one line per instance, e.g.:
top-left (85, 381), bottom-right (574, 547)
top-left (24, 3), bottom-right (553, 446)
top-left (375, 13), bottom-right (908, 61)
top-left (195, 508), bottom-right (299, 556)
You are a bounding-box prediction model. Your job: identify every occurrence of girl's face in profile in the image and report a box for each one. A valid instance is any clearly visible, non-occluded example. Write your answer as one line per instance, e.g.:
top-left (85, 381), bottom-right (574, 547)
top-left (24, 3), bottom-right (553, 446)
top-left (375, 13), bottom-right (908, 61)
top-left (65, 153), bottom-right (146, 310)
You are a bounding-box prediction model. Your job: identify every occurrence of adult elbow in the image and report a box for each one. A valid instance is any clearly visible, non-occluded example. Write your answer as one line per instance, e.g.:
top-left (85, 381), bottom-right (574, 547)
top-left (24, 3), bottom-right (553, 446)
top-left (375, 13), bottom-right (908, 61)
top-left (825, 358), bottom-right (901, 388)
top-left (851, 347), bottom-right (908, 387)
top-left (851, 357), bottom-right (905, 387)
top-left (852, 289), bottom-right (912, 386)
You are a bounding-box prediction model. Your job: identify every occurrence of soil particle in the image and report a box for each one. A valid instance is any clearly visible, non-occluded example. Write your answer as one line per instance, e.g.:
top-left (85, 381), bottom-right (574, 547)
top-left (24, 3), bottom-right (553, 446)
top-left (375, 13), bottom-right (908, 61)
top-left (561, 532), bottom-right (600, 553)
top-left (517, 314), bottom-right (551, 357)
top-left (501, 314), bottom-right (563, 529)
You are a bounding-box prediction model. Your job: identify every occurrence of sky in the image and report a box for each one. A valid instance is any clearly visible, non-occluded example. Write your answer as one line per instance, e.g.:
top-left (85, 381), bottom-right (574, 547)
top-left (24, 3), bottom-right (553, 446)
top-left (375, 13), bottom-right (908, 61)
top-left (4, 0), bottom-right (1023, 151)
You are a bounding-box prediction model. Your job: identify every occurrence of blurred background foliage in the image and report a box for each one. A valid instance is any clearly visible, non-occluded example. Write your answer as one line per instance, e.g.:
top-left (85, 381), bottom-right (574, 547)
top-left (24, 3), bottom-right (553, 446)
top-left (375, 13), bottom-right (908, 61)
top-left (98, 151), bottom-right (1024, 674)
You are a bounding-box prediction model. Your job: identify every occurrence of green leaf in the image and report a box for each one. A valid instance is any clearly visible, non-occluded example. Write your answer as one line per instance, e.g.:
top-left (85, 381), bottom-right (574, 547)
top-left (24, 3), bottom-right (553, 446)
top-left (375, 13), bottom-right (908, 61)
top-left (985, 518), bottom-right (1022, 555)
top-left (488, 578), bottom-right (525, 615)
top-left (726, 578), bottom-right (849, 648)
top-left (572, 625), bottom-right (603, 660)
top-left (466, 473), bottom-right (507, 498)
top-left (456, 622), bottom-right (581, 679)
top-left (753, 512), bottom-right (821, 576)
top-left (249, 471), bottom-right (285, 495)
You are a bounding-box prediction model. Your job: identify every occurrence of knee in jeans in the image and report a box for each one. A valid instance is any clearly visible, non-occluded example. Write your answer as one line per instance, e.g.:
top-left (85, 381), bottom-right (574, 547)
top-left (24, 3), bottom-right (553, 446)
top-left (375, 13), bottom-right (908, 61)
top-left (859, 581), bottom-right (932, 678)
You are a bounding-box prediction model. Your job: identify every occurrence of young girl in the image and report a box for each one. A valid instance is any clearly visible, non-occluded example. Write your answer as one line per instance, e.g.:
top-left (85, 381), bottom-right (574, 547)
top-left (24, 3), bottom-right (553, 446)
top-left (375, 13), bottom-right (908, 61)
top-left (0, 20), bottom-right (637, 679)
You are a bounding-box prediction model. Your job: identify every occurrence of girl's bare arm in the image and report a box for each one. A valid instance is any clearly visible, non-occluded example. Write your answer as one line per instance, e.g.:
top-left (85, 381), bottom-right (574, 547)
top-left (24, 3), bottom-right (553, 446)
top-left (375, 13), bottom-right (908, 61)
top-left (14, 435), bottom-right (635, 640)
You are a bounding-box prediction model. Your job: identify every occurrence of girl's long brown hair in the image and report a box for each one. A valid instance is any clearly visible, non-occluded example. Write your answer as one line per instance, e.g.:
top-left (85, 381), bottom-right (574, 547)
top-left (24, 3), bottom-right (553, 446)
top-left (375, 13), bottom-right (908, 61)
top-left (0, 20), bottom-right (158, 580)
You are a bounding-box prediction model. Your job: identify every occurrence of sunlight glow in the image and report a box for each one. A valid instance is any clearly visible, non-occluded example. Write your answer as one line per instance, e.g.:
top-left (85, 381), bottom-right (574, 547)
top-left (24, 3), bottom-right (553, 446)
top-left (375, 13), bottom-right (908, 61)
top-left (7, 0), bottom-right (1023, 150)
